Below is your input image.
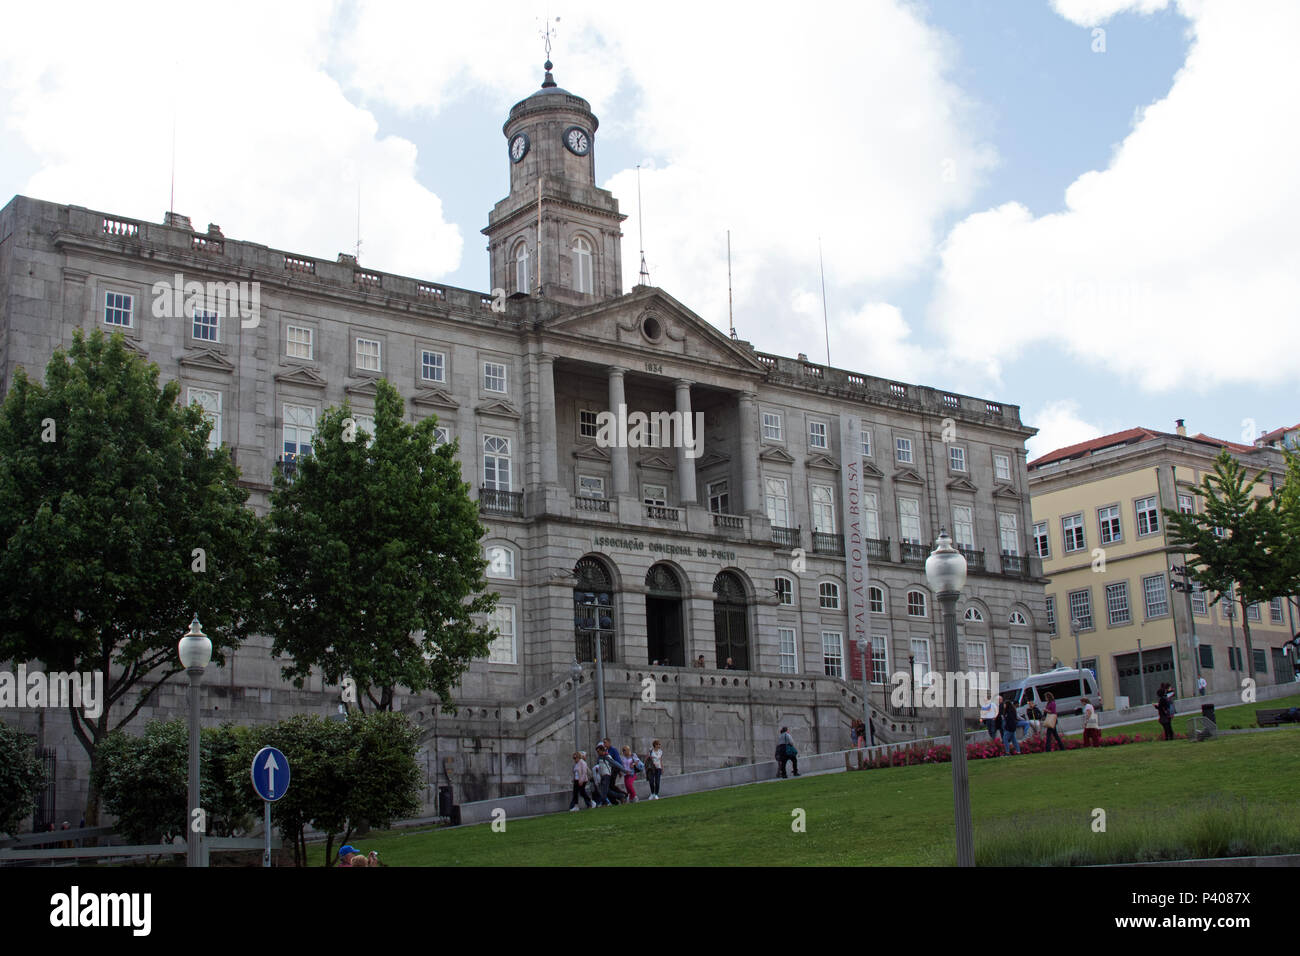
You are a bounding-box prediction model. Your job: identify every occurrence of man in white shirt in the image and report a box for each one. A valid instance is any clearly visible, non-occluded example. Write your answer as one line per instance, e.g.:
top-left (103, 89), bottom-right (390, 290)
top-left (979, 696), bottom-right (999, 739)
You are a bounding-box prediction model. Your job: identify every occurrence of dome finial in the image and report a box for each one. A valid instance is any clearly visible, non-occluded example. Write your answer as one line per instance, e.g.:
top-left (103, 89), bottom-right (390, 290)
top-left (539, 15), bottom-right (560, 88)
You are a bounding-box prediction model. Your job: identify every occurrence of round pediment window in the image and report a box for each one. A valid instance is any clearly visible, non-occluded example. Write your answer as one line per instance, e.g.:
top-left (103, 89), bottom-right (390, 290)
top-left (641, 314), bottom-right (663, 343)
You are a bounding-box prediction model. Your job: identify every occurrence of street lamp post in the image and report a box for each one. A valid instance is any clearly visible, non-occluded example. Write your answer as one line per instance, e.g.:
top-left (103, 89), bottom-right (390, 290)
top-left (1070, 618), bottom-right (1084, 702)
top-left (177, 615), bottom-right (212, 869)
top-left (570, 660), bottom-right (582, 753)
top-left (925, 530), bottom-right (973, 868)
top-left (856, 637), bottom-right (871, 745)
top-left (593, 633), bottom-right (607, 742)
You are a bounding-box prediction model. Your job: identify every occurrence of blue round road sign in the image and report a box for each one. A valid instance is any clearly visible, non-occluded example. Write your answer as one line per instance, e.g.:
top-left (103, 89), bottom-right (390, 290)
top-left (251, 746), bottom-right (291, 802)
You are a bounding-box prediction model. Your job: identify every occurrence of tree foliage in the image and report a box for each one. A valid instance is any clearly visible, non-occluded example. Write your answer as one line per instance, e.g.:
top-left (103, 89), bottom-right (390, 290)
top-left (0, 330), bottom-right (266, 821)
top-left (265, 378), bottom-right (497, 711)
top-left (0, 721), bottom-right (47, 835)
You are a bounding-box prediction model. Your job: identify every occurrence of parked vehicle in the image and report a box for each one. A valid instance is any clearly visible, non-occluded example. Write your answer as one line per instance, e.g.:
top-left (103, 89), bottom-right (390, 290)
top-left (999, 667), bottom-right (1099, 718)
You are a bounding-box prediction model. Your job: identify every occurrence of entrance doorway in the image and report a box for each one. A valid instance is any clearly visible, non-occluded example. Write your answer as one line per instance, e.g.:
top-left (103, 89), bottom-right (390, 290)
top-left (1115, 646), bottom-right (1173, 705)
top-left (712, 570), bottom-right (750, 669)
top-left (645, 564), bottom-right (684, 666)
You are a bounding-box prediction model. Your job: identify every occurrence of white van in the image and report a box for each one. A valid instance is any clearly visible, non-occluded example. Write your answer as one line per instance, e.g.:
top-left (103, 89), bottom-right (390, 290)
top-left (998, 667), bottom-right (1099, 718)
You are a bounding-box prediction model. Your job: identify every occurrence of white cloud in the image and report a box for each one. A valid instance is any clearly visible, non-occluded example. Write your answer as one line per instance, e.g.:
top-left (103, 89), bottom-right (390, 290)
top-left (929, 0), bottom-right (1300, 392)
top-left (1051, 0), bottom-right (1173, 27)
top-left (0, 0), bottom-right (462, 279)
top-left (1025, 400), bottom-right (1105, 461)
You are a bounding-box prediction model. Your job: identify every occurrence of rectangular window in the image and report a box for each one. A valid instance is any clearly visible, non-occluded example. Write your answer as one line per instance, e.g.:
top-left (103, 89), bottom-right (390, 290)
top-left (822, 631), bottom-right (844, 678)
top-left (1062, 513), bottom-right (1086, 553)
top-left (483, 435), bottom-right (512, 491)
top-left (862, 491), bottom-right (880, 540)
top-left (643, 483), bottom-right (667, 507)
top-left (1010, 644), bottom-right (1031, 682)
top-left (765, 477), bottom-right (790, 527)
top-left (352, 414), bottom-right (376, 445)
top-left (808, 420), bottom-right (828, 450)
top-left (1142, 574), bottom-right (1169, 618)
top-left (1191, 584), bottom-right (1207, 615)
top-left (949, 446), bottom-right (966, 472)
top-left (432, 425), bottom-right (450, 448)
top-left (1098, 505), bottom-right (1121, 544)
top-left (775, 577), bottom-right (794, 606)
top-left (1199, 644), bottom-right (1214, 669)
top-left (994, 453), bottom-right (1011, 482)
top-left (104, 291), bottom-right (133, 327)
top-left (898, 496), bottom-right (922, 544)
top-left (578, 475), bottom-right (605, 498)
top-left (871, 639), bottom-right (888, 686)
top-left (861, 430), bottom-right (872, 457)
top-left (812, 485), bottom-right (835, 534)
top-left (906, 591), bottom-right (927, 617)
top-left (193, 309), bottom-right (220, 343)
top-left (909, 638), bottom-right (932, 687)
top-left (869, 587), bottom-right (884, 614)
top-left (952, 505), bottom-right (975, 550)
top-left (1033, 521), bottom-right (1050, 558)
top-left (1247, 603), bottom-right (1261, 622)
top-left (1045, 595), bottom-right (1057, 635)
top-left (1105, 581), bottom-right (1131, 626)
top-left (762, 412), bottom-right (783, 441)
top-left (819, 583), bottom-right (840, 610)
top-left (355, 338), bottom-right (381, 372)
top-left (421, 349), bottom-right (446, 383)
top-left (488, 605), bottom-right (516, 664)
top-left (895, 436), bottom-right (913, 464)
top-left (283, 403), bottom-right (316, 460)
top-left (708, 479), bottom-right (731, 514)
top-left (1068, 589), bottom-right (1093, 630)
top-left (778, 627), bottom-right (798, 674)
top-left (483, 361), bottom-right (507, 393)
top-left (188, 388), bottom-right (222, 451)
top-left (998, 512), bottom-right (1019, 556)
top-left (287, 325), bottom-right (313, 360)
top-left (1135, 496), bottom-right (1160, 536)
top-left (1271, 597), bottom-right (1284, 623)
top-left (1253, 649), bottom-right (1267, 674)
top-left (1177, 493), bottom-right (1195, 515)
top-left (579, 409), bottom-right (598, 439)
top-left (966, 641), bottom-right (988, 677)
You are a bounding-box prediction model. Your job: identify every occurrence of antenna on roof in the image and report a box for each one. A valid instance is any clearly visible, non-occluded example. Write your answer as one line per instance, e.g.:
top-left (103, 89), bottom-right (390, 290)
top-left (538, 14), bottom-right (561, 87)
top-left (169, 112), bottom-right (176, 215)
top-left (819, 236), bottom-right (831, 367)
top-left (727, 230), bottom-right (736, 339)
top-left (637, 165), bottom-right (650, 286)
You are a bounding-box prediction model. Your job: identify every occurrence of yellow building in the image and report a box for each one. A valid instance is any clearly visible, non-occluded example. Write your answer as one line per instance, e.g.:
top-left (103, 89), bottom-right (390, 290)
top-left (1027, 421), bottom-right (1299, 709)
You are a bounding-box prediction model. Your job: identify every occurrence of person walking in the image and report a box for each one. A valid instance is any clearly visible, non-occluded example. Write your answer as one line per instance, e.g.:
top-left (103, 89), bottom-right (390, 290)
top-left (1043, 692), bottom-right (1066, 753)
top-left (999, 695), bottom-right (1021, 754)
top-left (570, 751), bottom-right (592, 811)
top-left (1155, 683), bottom-right (1175, 740)
top-left (980, 695), bottom-right (999, 740)
top-left (621, 746), bottom-right (641, 802)
top-left (777, 726), bottom-right (800, 777)
top-left (646, 740), bottom-right (664, 799)
top-left (1082, 697), bottom-right (1102, 747)
top-left (593, 745), bottom-right (614, 806)
top-left (868, 716), bottom-right (876, 747)
top-left (602, 736), bottom-right (626, 803)
top-left (1197, 675), bottom-right (1207, 696)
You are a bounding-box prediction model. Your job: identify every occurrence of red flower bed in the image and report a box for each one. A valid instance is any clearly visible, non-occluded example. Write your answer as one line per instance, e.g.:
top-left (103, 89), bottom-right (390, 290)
top-left (861, 730), bottom-right (1185, 770)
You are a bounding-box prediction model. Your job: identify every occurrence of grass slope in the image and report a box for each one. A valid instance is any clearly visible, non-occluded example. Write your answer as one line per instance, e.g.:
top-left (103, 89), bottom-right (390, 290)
top-left (351, 730), bottom-right (1299, 866)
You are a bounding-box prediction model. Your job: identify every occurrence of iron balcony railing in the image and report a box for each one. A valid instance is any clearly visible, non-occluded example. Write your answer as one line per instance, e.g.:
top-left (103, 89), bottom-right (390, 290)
top-left (772, 525), bottom-right (801, 548)
top-left (900, 542), bottom-right (928, 566)
top-left (865, 537), bottom-right (891, 562)
top-left (958, 547), bottom-right (985, 572)
top-left (479, 487), bottom-right (524, 517)
top-left (1001, 552), bottom-right (1023, 575)
top-left (812, 532), bottom-right (844, 556)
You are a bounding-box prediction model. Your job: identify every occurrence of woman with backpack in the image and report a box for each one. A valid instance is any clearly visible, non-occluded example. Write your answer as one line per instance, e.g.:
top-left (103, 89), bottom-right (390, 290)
top-left (620, 746), bottom-right (643, 802)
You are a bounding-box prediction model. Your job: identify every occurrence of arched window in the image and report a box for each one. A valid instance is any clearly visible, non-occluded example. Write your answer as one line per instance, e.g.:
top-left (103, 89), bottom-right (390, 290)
top-left (1009, 610), bottom-right (1028, 626)
top-left (486, 544), bottom-right (515, 579)
top-left (819, 582), bottom-right (840, 610)
top-left (963, 607), bottom-right (984, 623)
top-left (574, 557), bottom-right (615, 662)
top-left (573, 236), bottom-right (593, 294)
top-left (869, 586), bottom-right (884, 613)
top-left (713, 571), bottom-right (750, 669)
top-left (906, 590), bottom-right (928, 618)
top-left (775, 575), bottom-right (795, 606)
top-left (514, 242), bottom-right (530, 295)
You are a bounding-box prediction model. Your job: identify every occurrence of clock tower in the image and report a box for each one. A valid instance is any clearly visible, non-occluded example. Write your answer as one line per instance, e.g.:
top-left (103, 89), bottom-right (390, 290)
top-left (483, 61), bottom-right (626, 305)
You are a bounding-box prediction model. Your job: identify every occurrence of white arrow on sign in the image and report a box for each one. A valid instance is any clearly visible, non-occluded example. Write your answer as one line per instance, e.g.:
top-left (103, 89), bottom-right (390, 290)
top-left (263, 751), bottom-right (280, 797)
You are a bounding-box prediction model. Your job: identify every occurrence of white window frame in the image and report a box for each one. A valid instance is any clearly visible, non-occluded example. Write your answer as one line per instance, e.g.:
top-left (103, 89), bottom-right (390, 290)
top-left (356, 337), bottom-right (382, 373)
top-left (762, 412), bottom-right (783, 441)
top-left (486, 544), bottom-right (516, 579)
top-left (192, 308), bottom-right (220, 344)
top-left (822, 631), bottom-right (844, 678)
top-left (870, 638), bottom-right (888, 686)
top-left (421, 349), bottom-right (446, 384)
top-left (1271, 597), bottom-right (1284, 623)
top-left (1106, 581), bottom-right (1131, 626)
top-left (488, 604), bottom-right (517, 664)
top-left (765, 476), bottom-right (790, 528)
top-left (287, 325), bottom-right (313, 360)
top-left (352, 413), bottom-right (376, 446)
top-left (282, 403), bottom-right (316, 460)
top-left (1142, 574), bottom-right (1169, 619)
top-left (895, 436), bottom-right (913, 464)
top-left (1098, 504), bottom-right (1122, 545)
top-left (1009, 610), bottom-right (1028, 626)
top-left (643, 483), bottom-right (668, 507)
top-left (963, 607), bottom-right (984, 623)
top-left (432, 425), bottom-right (450, 448)
top-left (1191, 585), bottom-right (1207, 615)
top-left (812, 484), bottom-right (836, 534)
top-left (483, 361), bottom-right (508, 394)
top-left (515, 243), bottom-right (530, 295)
top-left (579, 409), bottom-right (599, 439)
top-left (1045, 595), bottom-right (1057, 635)
top-left (188, 388), bottom-right (222, 451)
top-left (861, 430), bottom-right (872, 457)
top-left (998, 512), bottom-right (1019, 557)
top-left (483, 434), bottom-right (513, 491)
top-left (952, 505), bottom-right (975, 550)
top-left (1062, 513), bottom-right (1086, 553)
top-left (862, 491), bottom-right (881, 541)
top-left (1033, 521), bottom-right (1050, 559)
top-left (906, 590), bottom-right (928, 618)
top-left (578, 474), bottom-right (605, 498)
top-left (572, 236), bottom-right (593, 294)
top-left (1010, 643), bottom-right (1031, 682)
top-left (899, 496), bottom-right (921, 544)
top-left (775, 575), bottom-right (795, 606)
top-left (1068, 588), bottom-right (1093, 630)
top-left (869, 586), bottom-right (884, 614)
top-left (819, 582), bottom-right (840, 610)
top-left (909, 638), bottom-right (932, 689)
top-left (778, 627), bottom-right (798, 674)
top-left (1177, 493), bottom-right (1195, 515)
top-left (707, 479), bottom-right (731, 515)
top-left (1135, 496), bottom-right (1160, 536)
top-left (993, 453), bottom-right (1011, 482)
top-left (104, 290), bottom-right (133, 328)
top-left (966, 640), bottom-right (988, 678)
top-left (949, 446), bottom-right (966, 472)
top-left (808, 420), bottom-right (828, 450)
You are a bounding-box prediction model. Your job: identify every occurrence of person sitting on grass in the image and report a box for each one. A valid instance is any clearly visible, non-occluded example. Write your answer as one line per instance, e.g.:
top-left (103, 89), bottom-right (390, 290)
top-left (338, 845), bottom-right (379, 867)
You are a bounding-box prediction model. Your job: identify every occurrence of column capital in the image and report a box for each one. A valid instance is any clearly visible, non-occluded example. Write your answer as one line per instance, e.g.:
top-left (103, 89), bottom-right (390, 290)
top-left (608, 366), bottom-right (627, 378)
top-left (674, 378), bottom-right (693, 391)
top-left (738, 390), bottom-right (757, 404)
top-left (537, 353), bottom-right (556, 367)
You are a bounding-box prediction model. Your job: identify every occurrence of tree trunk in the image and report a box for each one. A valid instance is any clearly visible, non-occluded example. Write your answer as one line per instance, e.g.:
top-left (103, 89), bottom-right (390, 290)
top-left (1239, 592), bottom-right (1256, 687)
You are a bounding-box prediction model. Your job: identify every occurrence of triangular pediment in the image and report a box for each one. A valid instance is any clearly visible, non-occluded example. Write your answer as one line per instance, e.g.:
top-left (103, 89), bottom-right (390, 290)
top-left (411, 387), bottom-right (459, 410)
top-left (806, 454), bottom-right (840, 471)
top-left (543, 287), bottom-right (769, 374)
top-left (861, 460), bottom-right (885, 479)
top-left (696, 451), bottom-right (730, 470)
top-left (344, 379), bottom-right (382, 398)
top-left (119, 337), bottom-right (148, 358)
top-left (946, 476), bottom-right (979, 493)
top-left (573, 445), bottom-right (611, 462)
top-left (759, 445), bottom-right (796, 464)
top-left (274, 364), bottom-right (326, 389)
top-left (992, 483), bottom-right (1022, 500)
top-left (179, 347), bottom-right (234, 373)
top-left (893, 468), bottom-right (925, 484)
top-left (475, 399), bottom-right (520, 420)
top-left (636, 454), bottom-right (676, 471)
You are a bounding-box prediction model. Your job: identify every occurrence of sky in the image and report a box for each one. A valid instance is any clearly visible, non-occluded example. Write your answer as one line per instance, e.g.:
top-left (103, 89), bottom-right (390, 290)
top-left (0, 0), bottom-right (1294, 461)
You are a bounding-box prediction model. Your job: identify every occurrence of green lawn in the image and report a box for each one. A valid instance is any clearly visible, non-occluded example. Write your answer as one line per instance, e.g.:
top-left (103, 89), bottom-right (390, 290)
top-left (1082, 691), bottom-right (1300, 741)
top-left (346, 729), bottom-right (1300, 866)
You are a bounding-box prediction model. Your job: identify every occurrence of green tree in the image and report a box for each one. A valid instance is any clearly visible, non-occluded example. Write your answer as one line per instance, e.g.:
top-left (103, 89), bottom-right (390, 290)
top-left (265, 378), bottom-right (496, 712)
top-left (0, 330), bottom-right (266, 823)
top-left (0, 721), bottom-right (47, 835)
top-left (1163, 449), bottom-right (1295, 680)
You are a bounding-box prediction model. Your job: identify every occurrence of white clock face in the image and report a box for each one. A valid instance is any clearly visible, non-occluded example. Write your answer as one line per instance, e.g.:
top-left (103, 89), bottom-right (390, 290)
top-left (564, 126), bottom-right (590, 156)
top-left (510, 134), bottom-right (529, 163)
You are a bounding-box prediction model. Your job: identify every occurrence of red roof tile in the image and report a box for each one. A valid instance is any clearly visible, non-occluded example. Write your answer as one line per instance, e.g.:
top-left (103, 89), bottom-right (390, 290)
top-left (1029, 427), bottom-right (1162, 468)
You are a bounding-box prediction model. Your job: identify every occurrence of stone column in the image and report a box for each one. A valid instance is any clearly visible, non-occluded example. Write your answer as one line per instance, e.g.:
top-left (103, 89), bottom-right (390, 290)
top-left (538, 354), bottom-right (558, 487)
top-left (608, 367), bottom-right (630, 496)
top-left (675, 379), bottom-right (697, 504)
top-left (738, 391), bottom-right (759, 513)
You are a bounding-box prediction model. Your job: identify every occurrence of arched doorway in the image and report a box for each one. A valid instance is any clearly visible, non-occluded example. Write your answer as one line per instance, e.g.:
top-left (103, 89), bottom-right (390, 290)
top-left (645, 564), bottom-right (685, 666)
top-left (713, 570), bottom-right (750, 669)
top-left (574, 556), bottom-right (616, 663)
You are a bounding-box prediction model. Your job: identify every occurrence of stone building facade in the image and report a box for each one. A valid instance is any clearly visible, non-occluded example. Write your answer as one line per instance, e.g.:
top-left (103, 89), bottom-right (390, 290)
top-left (0, 64), bottom-right (1048, 817)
